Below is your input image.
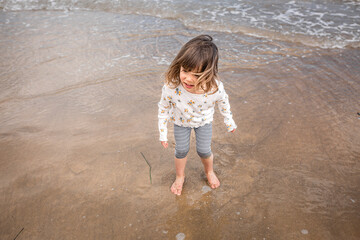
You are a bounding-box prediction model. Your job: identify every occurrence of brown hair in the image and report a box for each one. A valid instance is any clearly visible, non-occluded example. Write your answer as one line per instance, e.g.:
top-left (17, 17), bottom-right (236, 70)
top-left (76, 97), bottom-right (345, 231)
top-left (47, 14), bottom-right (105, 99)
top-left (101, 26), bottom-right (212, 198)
top-left (165, 35), bottom-right (219, 93)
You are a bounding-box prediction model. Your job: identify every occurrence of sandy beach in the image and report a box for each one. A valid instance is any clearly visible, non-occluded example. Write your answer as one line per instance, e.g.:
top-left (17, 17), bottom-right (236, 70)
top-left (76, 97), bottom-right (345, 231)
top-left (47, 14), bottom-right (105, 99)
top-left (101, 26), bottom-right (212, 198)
top-left (0, 5), bottom-right (359, 240)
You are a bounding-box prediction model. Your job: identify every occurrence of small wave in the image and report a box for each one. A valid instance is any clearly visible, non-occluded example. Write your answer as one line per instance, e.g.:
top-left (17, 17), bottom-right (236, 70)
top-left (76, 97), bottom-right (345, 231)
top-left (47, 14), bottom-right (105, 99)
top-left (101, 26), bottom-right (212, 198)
top-left (195, 22), bottom-right (360, 49)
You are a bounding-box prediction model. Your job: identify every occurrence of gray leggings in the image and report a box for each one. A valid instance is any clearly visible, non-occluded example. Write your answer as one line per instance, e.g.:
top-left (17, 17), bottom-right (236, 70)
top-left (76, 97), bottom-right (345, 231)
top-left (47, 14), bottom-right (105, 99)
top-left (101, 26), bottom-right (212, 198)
top-left (174, 123), bottom-right (212, 159)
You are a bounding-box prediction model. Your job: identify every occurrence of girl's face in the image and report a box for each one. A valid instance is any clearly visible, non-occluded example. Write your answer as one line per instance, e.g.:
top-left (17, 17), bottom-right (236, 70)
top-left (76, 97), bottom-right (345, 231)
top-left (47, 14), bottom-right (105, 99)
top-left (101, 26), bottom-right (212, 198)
top-left (180, 66), bottom-right (201, 93)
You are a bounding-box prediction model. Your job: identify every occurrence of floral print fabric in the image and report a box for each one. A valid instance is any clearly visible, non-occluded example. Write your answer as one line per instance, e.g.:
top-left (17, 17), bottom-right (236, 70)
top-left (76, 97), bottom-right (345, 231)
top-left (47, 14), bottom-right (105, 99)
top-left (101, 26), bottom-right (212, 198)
top-left (158, 80), bottom-right (237, 141)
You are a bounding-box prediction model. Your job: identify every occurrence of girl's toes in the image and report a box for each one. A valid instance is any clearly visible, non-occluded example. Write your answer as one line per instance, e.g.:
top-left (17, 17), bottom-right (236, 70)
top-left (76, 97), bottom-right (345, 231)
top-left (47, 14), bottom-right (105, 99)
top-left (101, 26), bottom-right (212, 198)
top-left (171, 184), bottom-right (177, 194)
top-left (176, 186), bottom-right (182, 195)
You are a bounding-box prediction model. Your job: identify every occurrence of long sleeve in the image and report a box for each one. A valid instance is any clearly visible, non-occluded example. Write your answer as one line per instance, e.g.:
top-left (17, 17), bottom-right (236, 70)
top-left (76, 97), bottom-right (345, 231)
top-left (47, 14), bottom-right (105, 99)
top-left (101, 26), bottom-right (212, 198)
top-left (158, 85), bottom-right (171, 141)
top-left (217, 83), bottom-right (237, 132)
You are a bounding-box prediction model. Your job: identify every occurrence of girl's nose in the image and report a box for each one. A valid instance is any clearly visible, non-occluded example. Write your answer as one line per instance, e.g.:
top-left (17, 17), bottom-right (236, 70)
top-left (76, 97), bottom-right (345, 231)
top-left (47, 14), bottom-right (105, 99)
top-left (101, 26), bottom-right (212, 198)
top-left (185, 74), bottom-right (192, 82)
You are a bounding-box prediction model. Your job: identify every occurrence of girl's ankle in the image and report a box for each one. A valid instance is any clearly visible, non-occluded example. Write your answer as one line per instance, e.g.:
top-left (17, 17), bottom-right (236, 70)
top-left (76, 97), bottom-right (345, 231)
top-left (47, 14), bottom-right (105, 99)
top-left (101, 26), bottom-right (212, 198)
top-left (205, 170), bottom-right (215, 175)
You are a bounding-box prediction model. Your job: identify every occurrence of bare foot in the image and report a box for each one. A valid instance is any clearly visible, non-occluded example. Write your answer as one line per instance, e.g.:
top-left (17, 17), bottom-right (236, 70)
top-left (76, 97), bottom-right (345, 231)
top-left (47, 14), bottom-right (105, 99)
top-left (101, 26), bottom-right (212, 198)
top-left (206, 171), bottom-right (220, 189)
top-left (171, 176), bottom-right (185, 196)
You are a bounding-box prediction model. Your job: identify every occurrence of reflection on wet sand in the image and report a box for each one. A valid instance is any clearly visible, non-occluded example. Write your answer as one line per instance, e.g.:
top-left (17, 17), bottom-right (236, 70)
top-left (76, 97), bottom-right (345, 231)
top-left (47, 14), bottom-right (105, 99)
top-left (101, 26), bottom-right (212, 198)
top-left (0, 11), bottom-right (359, 240)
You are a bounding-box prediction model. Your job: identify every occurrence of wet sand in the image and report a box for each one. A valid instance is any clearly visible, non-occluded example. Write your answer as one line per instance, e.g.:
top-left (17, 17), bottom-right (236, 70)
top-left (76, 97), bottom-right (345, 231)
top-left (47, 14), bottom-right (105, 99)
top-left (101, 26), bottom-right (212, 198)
top-left (1, 11), bottom-right (360, 239)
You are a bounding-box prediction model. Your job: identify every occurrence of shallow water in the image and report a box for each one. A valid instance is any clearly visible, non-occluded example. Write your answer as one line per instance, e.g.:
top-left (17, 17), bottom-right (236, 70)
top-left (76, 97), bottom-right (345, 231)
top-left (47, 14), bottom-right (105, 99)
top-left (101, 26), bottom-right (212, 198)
top-left (0, 5), bottom-right (359, 240)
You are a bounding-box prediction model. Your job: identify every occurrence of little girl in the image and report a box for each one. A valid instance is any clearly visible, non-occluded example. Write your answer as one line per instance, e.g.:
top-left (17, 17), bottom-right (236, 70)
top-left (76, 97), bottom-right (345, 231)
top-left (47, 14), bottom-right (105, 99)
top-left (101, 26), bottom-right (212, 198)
top-left (158, 35), bottom-right (237, 196)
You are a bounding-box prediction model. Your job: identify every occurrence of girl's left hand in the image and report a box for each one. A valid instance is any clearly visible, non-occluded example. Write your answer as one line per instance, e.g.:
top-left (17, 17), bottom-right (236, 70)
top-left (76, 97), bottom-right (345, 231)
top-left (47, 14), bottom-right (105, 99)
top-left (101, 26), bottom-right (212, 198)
top-left (161, 141), bottom-right (168, 148)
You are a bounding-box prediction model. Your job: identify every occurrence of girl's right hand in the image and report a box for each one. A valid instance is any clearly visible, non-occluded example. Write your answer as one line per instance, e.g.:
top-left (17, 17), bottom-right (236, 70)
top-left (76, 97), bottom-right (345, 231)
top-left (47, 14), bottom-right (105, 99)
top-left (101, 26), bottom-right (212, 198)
top-left (161, 141), bottom-right (168, 148)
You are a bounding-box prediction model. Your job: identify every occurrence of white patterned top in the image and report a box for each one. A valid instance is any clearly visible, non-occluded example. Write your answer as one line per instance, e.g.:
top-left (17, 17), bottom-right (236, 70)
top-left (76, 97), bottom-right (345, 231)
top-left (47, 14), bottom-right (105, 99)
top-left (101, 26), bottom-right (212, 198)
top-left (158, 80), bottom-right (237, 141)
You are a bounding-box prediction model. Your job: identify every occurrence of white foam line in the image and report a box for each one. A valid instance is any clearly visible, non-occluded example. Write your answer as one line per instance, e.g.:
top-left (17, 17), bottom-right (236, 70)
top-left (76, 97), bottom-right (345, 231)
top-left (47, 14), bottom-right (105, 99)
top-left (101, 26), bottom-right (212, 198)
top-left (112, 55), bottom-right (131, 61)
